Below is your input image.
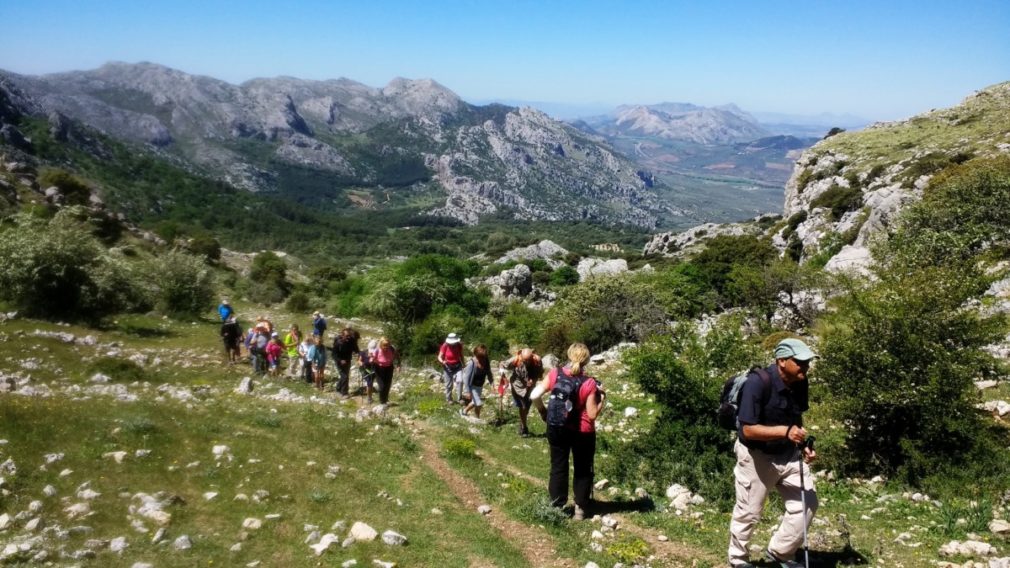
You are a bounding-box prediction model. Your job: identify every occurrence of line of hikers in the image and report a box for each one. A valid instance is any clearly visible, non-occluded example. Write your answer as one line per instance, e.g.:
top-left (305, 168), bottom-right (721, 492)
top-left (217, 301), bottom-right (399, 405)
top-left (219, 300), bottom-right (820, 567)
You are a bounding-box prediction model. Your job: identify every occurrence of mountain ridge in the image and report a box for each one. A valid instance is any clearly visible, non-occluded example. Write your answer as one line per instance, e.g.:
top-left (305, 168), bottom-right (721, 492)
top-left (2, 62), bottom-right (673, 228)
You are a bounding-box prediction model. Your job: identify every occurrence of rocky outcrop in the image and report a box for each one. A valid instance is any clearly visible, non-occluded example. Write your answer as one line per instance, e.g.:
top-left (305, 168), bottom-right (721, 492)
top-left (482, 264), bottom-right (533, 299)
top-left (774, 81), bottom-right (1010, 272)
top-left (577, 258), bottom-right (628, 281)
top-left (494, 240), bottom-right (569, 268)
top-left (643, 219), bottom-right (766, 257)
top-left (427, 106), bottom-right (664, 227)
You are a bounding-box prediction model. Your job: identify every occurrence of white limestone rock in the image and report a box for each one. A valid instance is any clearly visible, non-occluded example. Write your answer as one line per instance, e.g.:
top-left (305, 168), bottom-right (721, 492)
top-left (381, 530), bottom-right (407, 546)
top-left (349, 521), bottom-right (378, 542)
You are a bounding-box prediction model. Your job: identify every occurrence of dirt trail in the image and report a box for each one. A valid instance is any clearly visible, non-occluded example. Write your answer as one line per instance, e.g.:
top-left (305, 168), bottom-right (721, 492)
top-left (476, 448), bottom-right (720, 567)
top-left (414, 425), bottom-right (577, 568)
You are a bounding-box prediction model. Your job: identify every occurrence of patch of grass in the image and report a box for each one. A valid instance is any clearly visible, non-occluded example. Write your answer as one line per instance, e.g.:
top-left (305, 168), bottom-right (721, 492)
top-left (441, 436), bottom-right (478, 460)
top-left (87, 356), bottom-right (145, 382)
top-left (251, 413), bottom-right (282, 428)
top-left (604, 534), bottom-right (650, 565)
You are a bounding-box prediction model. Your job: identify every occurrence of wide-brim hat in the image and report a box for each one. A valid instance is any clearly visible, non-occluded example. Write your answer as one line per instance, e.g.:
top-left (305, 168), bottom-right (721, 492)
top-left (774, 338), bottom-right (817, 361)
top-left (445, 333), bottom-right (460, 344)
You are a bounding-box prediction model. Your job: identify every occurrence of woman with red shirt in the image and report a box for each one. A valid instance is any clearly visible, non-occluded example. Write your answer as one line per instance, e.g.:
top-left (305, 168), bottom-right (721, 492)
top-left (531, 343), bottom-right (606, 520)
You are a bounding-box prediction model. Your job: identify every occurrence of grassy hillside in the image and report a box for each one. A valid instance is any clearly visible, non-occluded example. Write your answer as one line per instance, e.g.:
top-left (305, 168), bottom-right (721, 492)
top-left (3, 307), bottom-right (1009, 566)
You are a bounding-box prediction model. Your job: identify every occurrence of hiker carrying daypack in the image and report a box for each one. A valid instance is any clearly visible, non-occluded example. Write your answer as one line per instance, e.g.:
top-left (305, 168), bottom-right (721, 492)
top-left (546, 366), bottom-right (588, 428)
top-left (717, 367), bottom-right (771, 431)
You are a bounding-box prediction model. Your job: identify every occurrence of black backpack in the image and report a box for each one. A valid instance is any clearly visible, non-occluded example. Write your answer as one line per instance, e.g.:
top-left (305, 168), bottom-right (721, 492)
top-left (546, 367), bottom-right (586, 428)
top-left (717, 367), bottom-right (771, 431)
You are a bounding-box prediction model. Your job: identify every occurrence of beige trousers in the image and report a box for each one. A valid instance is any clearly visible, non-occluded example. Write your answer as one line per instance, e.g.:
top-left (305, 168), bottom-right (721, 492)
top-left (728, 439), bottom-right (817, 566)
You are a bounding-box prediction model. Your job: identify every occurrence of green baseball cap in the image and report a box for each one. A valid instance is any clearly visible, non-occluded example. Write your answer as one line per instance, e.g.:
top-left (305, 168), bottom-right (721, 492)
top-left (774, 338), bottom-right (817, 361)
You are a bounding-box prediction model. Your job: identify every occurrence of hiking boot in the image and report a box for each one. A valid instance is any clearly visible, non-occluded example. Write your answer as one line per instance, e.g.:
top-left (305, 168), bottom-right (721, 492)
top-left (573, 505), bottom-right (585, 521)
top-left (764, 548), bottom-right (802, 568)
top-left (459, 408), bottom-right (467, 418)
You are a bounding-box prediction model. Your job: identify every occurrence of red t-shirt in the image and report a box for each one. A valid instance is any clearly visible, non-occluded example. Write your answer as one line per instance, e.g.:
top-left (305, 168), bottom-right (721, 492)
top-left (545, 367), bottom-right (599, 433)
top-left (438, 342), bottom-right (464, 366)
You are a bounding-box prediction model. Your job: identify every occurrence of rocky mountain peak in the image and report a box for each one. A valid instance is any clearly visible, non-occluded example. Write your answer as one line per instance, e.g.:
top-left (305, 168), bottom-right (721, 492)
top-left (382, 77), bottom-right (461, 116)
top-left (590, 101), bottom-right (769, 145)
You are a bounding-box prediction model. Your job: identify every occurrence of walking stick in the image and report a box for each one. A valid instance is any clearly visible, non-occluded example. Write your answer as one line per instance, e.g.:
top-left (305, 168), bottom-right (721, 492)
top-left (799, 435), bottom-right (816, 568)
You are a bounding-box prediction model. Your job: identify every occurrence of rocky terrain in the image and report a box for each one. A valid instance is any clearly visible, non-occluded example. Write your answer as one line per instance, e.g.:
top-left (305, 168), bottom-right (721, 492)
top-left (0, 63), bottom-right (674, 228)
top-left (642, 81), bottom-right (1010, 270)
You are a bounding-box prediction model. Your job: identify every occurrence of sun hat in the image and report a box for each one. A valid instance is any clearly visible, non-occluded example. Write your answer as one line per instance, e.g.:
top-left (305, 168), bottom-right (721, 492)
top-left (222, 298), bottom-right (230, 305)
top-left (774, 338), bottom-right (817, 361)
top-left (445, 333), bottom-right (460, 345)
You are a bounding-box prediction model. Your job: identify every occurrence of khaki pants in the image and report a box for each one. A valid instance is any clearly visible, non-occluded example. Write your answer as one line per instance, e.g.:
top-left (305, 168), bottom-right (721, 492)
top-left (728, 439), bottom-right (817, 566)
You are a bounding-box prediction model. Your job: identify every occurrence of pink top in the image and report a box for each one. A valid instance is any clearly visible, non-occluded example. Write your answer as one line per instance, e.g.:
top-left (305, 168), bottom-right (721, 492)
top-left (545, 367), bottom-right (599, 433)
top-left (265, 342), bottom-right (283, 361)
top-left (374, 346), bottom-right (397, 367)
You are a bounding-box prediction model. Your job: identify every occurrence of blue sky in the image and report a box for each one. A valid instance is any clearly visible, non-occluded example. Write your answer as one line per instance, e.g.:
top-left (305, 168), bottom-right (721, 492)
top-left (1, 0), bottom-right (1007, 120)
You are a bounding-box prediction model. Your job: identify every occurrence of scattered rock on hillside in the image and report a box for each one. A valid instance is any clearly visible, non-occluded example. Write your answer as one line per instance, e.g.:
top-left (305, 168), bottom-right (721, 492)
top-left (173, 535), bottom-right (192, 550)
top-left (494, 240), bottom-right (568, 268)
top-left (577, 257), bottom-right (628, 281)
top-left (349, 521), bottom-right (378, 542)
top-left (235, 377), bottom-right (254, 394)
top-left (381, 530), bottom-right (407, 546)
top-left (477, 505), bottom-right (492, 515)
top-left (981, 400), bottom-right (1010, 417)
top-left (991, 519), bottom-right (1010, 538)
top-left (310, 533), bottom-right (340, 556)
top-left (938, 539), bottom-right (997, 557)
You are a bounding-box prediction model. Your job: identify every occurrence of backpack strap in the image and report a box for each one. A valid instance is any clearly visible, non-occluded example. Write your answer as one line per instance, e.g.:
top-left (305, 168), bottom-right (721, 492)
top-left (750, 366), bottom-right (773, 415)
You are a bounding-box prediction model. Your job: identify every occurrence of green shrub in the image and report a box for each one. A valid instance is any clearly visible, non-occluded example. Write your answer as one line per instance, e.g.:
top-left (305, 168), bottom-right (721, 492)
top-left (545, 274), bottom-right (668, 353)
top-left (513, 493), bottom-right (569, 527)
top-left (900, 151), bottom-right (973, 187)
top-left (285, 290), bottom-right (311, 313)
top-left (809, 184), bottom-right (863, 221)
top-left (888, 156), bottom-right (1010, 268)
top-left (781, 211), bottom-right (808, 240)
top-left (248, 251), bottom-right (290, 302)
top-left (691, 234), bottom-right (778, 304)
top-left (605, 322), bottom-right (761, 507)
top-left (819, 263), bottom-right (1006, 488)
top-left (87, 357), bottom-right (145, 382)
top-left (37, 168), bottom-right (91, 205)
top-left (187, 234), bottom-right (221, 261)
top-left (549, 265), bottom-right (579, 286)
top-left (0, 211), bottom-right (147, 320)
top-left (441, 436), bottom-right (478, 460)
top-left (605, 535), bottom-right (650, 565)
top-left (145, 250), bottom-right (215, 317)
top-left (497, 302), bottom-right (545, 347)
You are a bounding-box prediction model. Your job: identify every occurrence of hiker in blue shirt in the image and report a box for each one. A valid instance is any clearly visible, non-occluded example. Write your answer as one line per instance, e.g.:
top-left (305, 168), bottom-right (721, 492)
top-left (312, 311), bottom-right (327, 339)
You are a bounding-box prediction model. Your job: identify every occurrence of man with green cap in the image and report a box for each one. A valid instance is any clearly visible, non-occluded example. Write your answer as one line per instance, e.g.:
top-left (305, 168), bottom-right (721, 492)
top-left (728, 338), bottom-right (818, 568)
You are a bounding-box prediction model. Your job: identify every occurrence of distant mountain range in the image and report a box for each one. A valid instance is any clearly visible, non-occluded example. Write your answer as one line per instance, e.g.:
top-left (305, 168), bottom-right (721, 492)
top-left (0, 62), bottom-right (807, 230)
top-left (577, 102), bottom-right (769, 145)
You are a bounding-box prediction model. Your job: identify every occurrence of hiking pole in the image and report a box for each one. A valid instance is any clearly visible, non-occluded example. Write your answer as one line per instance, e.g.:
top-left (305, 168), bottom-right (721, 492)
top-left (799, 435), bottom-right (816, 568)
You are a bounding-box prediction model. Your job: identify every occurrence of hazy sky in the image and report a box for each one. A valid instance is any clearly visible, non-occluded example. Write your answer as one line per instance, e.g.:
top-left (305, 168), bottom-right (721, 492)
top-left (2, 0), bottom-right (1007, 120)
